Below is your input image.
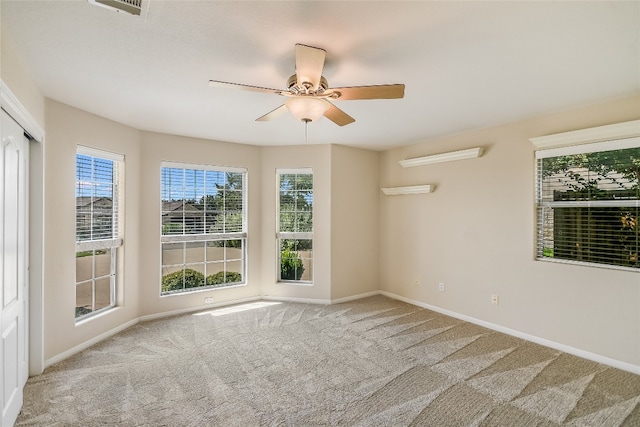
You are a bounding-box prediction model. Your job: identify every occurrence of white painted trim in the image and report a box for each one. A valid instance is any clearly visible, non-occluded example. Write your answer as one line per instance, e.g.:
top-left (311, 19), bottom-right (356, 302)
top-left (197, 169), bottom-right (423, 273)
top-left (28, 138), bottom-right (45, 376)
top-left (380, 291), bottom-right (640, 375)
top-left (0, 81), bottom-right (44, 143)
top-left (381, 185), bottom-right (433, 196)
top-left (76, 238), bottom-right (123, 252)
top-left (45, 318), bottom-right (140, 368)
top-left (161, 233), bottom-right (247, 244)
top-left (331, 290), bottom-right (381, 304)
top-left (44, 289), bottom-right (640, 376)
top-left (47, 297), bottom-right (262, 367)
top-left (0, 80), bottom-right (46, 375)
top-left (44, 293), bottom-right (364, 367)
top-left (275, 232), bottom-right (313, 240)
top-left (530, 120), bottom-right (640, 149)
top-left (77, 145), bottom-right (124, 162)
top-left (535, 136), bottom-right (640, 159)
top-left (277, 167), bottom-right (313, 175)
top-left (161, 160), bottom-right (246, 173)
top-left (262, 295), bottom-right (332, 305)
top-left (399, 147), bottom-right (483, 168)
top-left (139, 296), bottom-right (261, 322)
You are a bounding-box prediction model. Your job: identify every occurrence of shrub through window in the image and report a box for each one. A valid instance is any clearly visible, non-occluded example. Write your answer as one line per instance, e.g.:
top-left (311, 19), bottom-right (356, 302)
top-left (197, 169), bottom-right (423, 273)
top-left (277, 169), bottom-right (313, 283)
top-left (160, 163), bottom-right (247, 294)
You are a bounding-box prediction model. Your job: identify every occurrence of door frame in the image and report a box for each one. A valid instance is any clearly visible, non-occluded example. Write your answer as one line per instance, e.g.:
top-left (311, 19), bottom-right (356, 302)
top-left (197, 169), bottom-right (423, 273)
top-left (1, 80), bottom-right (45, 376)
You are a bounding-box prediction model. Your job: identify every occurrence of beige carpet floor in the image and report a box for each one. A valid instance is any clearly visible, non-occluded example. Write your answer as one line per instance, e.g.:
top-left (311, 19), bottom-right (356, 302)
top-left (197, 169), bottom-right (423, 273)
top-left (16, 295), bottom-right (640, 426)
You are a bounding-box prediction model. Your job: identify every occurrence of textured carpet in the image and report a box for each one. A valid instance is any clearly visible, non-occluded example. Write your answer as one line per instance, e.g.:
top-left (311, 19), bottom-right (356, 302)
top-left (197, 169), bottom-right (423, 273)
top-left (16, 296), bottom-right (640, 426)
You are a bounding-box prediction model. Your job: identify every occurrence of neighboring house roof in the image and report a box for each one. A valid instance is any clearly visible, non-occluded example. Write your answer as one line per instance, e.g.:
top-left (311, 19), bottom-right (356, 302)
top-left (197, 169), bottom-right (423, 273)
top-left (161, 200), bottom-right (202, 216)
top-left (76, 198), bottom-right (206, 219)
top-left (76, 196), bottom-right (112, 209)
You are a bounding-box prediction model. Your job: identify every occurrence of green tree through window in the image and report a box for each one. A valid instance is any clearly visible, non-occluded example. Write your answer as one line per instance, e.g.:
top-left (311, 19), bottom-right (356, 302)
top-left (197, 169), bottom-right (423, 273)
top-left (161, 165), bottom-right (246, 294)
top-left (538, 145), bottom-right (639, 269)
top-left (277, 170), bottom-right (313, 282)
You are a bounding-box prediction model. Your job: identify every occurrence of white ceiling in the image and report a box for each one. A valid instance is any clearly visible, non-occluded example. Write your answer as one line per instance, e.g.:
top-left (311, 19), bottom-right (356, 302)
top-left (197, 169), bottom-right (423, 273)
top-left (2, 1), bottom-right (639, 150)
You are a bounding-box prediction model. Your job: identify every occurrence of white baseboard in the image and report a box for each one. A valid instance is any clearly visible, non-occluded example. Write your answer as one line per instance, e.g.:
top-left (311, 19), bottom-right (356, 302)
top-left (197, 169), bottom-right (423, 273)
top-left (138, 296), bottom-right (262, 322)
top-left (380, 291), bottom-right (640, 375)
top-left (45, 317), bottom-right (140, 369)
top-left (262, 295), bottom-right (332, 305)
top-left (46, 292), bottom-right (378, 368)
top-left (45, 297), bottom-right (261, 368)
top-left (262, 289), bottom-right (380, 305)
top-left (331, 290), bottom-right (381, 304)
top-left (261, 291), bottom-right (380, 305)
top-left (46, 290), bottom-right (638, 376)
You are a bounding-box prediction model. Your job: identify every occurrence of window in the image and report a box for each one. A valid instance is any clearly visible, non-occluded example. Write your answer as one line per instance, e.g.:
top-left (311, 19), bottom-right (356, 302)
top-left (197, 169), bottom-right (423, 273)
top-left (277, 169), bottom-right (313, 282)
top-left (75, 147), bottom-right (123, 320)
top-left (161, 163), bottom-right (246, 294)
top-left (536, 138), bottom-right (639, 270)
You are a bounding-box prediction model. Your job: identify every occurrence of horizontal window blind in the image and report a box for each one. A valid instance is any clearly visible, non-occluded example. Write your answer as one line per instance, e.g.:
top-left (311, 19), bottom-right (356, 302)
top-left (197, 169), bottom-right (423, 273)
top-left (161, 165), bottom-right (246, 239)
top-left (75, 147), bottom-right (123, 320)
top-left (536, 141), bottom-right (639, 270)
top-left (76, 151), bottom-right (121, 245)
top-left (160, 163), bottom-right (247, 294)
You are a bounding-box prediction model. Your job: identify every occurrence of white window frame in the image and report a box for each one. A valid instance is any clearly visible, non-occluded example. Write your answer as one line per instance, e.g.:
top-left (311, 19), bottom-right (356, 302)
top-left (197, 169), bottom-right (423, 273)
top-left (75, 146), bottom-right (123, 321)
top-left (533, 125), bottom-right (640, 271)
top-left (160, 162), bottom-right (247, 295)
top-left (276, 168), bottom-right (314, 284)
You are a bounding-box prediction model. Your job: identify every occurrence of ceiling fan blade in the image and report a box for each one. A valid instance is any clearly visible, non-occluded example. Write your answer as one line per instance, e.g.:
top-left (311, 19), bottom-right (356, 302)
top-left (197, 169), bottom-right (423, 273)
top-left (295, 44), bottom-right (326, 91)
top-left (324, 102), bottom-right (355, 126)
top-left (256, 104), bottom-right (289, 122)
top-left (209, 80), bottom-right (282, 95)
top-left (328, 84), bottom-right (405, 100)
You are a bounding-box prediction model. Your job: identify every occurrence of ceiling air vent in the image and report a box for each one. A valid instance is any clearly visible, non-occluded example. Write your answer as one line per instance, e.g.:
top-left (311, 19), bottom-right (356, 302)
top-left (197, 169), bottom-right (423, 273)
top-left (88, 0), bottom-right (142, 16)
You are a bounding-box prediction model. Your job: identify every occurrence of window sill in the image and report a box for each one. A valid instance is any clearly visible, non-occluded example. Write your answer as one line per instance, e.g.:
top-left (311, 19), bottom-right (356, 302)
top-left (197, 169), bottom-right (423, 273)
top-left (278, 281), bottom-right (314, 286)
top-left (75, 305), bottom-right (120, 326)
top-left (160, 282), bottom-right (247, 297)
top-left (537, 257), bottom-right (639, 273)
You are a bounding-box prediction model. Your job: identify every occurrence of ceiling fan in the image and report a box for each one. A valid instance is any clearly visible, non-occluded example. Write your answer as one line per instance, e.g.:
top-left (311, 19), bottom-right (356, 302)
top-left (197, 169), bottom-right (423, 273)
top-left (209, 44), bottom-right (405, 126)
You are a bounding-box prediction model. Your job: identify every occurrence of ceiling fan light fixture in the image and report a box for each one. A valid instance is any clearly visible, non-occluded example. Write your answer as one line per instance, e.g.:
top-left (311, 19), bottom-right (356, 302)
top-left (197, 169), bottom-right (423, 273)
top-left (210, 44), bottom-right (404, 126)
top-left (285, 97), bottom-right (329, 122)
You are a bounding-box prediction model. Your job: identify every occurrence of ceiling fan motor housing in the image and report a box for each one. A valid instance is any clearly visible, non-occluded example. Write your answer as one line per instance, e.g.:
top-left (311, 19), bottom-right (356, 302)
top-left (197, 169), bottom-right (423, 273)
top-left (209, 44), bottom-right (404, 126)
top-left (287, 74), bottom-right (329, 95)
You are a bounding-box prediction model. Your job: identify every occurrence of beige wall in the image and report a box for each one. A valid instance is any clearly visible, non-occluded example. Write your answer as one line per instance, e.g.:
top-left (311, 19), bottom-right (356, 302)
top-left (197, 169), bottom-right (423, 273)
top-left (0, 26), bottom-right (45, 128)
top-left (331, 145), bottom-right (380, 300)
top-left (38, 98), bottom-right (378, 361)
top-left (9, 16), bottom-right (638, 367)
top-left (260, 145), bottom-right (333, 302)
top-left (34, 95), bottom-right (640, 369)
top-left (379, 95), bottom-right (640, 367)
top-left (1, 19), bottom-right (47, 374)
top-left (137, 131), bottom-right (262, 316)
top-left (44, 99), bottom-right (141, 360)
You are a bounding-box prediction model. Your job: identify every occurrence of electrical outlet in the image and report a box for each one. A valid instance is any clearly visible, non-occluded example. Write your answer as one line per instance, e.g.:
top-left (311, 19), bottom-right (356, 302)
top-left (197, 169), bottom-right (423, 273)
top-left (438, 282), bottom-right (445, 292)
top-left (204, 297), bottom-right (214, 304)
top-left (491, 294), bottom-right (499, 305)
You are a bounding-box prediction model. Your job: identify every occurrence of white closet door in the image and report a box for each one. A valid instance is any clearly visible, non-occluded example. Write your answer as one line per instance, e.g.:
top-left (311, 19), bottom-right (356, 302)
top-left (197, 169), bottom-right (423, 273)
top-left (1, 109), bottom-right (29, 427)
